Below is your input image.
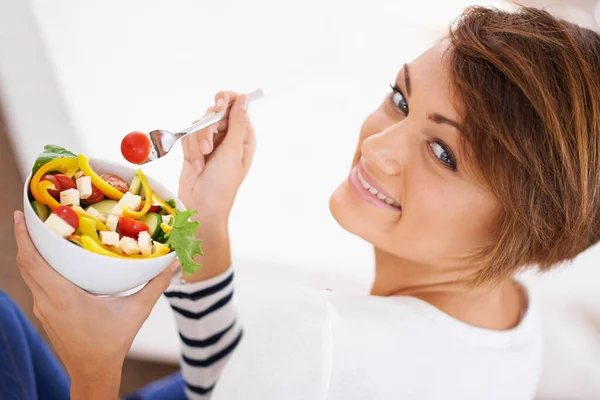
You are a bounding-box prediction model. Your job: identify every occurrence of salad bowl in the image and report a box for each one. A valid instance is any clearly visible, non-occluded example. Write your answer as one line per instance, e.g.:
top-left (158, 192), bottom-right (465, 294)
top-left (23, 157), bottom-right (185, 295)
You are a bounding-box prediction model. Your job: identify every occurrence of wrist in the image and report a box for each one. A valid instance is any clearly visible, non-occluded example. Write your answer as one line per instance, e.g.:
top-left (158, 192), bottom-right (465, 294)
top-left (184, 217), bottom-right (231, 282)
top-left (69, 361), bottom-right (122, 400)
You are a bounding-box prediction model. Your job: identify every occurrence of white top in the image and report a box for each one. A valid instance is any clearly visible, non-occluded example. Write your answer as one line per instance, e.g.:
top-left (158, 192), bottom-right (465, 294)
top-left (165, 268), bottom-right (543, 400)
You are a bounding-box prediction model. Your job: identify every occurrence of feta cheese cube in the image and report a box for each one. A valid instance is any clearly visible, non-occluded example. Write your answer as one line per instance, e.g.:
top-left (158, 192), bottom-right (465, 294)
top-left (110, 204), bottom-right (123, 217)
top-left (119, 236), bottom-right (140, 255)
top-left (85, 206), bottom-right (107, 224)
top-left (100, 231), bottom-right (119, 247)
top-left (138, 231), bottom-right (152, 256)
top-left (76, 176), bottom-right (93, 199)
top-left (106, 214), bottom-right (119, 231)
top-left (60, 188), bottom-right (80, 206)
top-left (44, 214), bottom-right (75, 238)
top-left (161, 215), bottom-right (172, 225)
top-left (74, 171), bottom-right (84, 180)
top-left (118, 192), bottom-right (142, 211)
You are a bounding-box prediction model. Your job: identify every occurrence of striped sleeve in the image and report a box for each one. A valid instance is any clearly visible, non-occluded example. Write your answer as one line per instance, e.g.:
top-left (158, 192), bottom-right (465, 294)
top-left (165, 268), bottom-right (242, 400)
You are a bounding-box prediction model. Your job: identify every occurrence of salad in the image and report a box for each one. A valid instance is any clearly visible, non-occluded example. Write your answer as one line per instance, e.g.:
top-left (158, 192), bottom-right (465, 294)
top-left (28, 145), bottom-right (202, 275)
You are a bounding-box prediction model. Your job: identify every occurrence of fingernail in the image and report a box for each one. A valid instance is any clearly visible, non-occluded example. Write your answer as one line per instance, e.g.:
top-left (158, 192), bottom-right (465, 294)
top-left (194, 159), bottom-right (204, 174)
top-left (216, 98), bottom-right (224, 108)
top-left (200, 139), bottom-right (212, 154)
top-left (239, 95), bottom-right (249, 111)
top-left (14, 211), bottom-right (22, 224)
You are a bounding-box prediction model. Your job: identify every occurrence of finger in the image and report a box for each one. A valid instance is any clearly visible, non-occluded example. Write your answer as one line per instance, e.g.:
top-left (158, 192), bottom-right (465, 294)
top-left (13, 211), bottom-right (71, 296)
top-left (196, 91), bottom-right (238, 157)
top-left (214, 91), bottom-right (239, 113)
top-left (221, 95), bottom-right (249, 154)
top-left (181, 106), bottom-right (216, 174)
top-left (242, 123), bottom-right (257, 169)
top-left (129, 261), bottom-right (179, 317)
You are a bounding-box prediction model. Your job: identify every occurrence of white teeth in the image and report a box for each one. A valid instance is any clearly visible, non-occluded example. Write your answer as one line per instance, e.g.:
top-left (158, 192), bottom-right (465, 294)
top-left (356, 170), bottom-right (401, 209)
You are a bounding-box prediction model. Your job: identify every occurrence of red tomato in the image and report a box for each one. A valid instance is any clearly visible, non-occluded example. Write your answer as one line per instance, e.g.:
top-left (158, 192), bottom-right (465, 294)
top-left (148, 205), bottom-right (161, 213)
top-left (54, 174), bottom-right (76, 191)
top-left (81, 184), bottom-right (105, 205)
top-left (40, 174), bottom-right (61, 200)
top-left (100, 174), bottom-right (129, 193)
top-left (54, 206), bottom-right (79, 230)
top-left (118, 217), bottom-right (149, 238)
top-left (121, 131), bottom-right (151, 164)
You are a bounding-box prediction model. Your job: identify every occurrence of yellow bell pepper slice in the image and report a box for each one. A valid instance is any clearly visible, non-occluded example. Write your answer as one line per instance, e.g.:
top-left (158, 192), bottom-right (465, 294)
top-left (80, 235), bottom-right (171, 259)
top-left (151, 194), bottom-right (176, 217)
top-left (79, 217), bottom-right (100, 242)
top-left (160, 223), bottom-right (173, 233)
top-left (122, 170), bottom-right (153, 219)
top-left (77, 154), bottom-right (125, 200)
top-left (30, 157), bottom-right (79, 210)
top-left (71, 206), bottom-right (110, 231)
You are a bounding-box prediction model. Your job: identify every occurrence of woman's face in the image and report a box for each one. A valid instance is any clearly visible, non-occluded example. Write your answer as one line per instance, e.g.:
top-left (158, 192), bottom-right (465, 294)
top-left (330, 41), bottom-right (501, 270)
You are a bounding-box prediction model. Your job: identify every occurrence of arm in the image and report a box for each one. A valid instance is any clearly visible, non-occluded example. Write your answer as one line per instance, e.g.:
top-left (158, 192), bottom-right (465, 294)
top-left (165, 268), bottom-right (241, 399)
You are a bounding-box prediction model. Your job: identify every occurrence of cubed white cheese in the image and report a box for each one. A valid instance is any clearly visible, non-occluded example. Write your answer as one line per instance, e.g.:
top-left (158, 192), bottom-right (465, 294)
top-left (119, 236), bottom-right (140, 255)
top-left (106, 214), bottom-right (119, 231)
top-left (85, 206), bottom-right (107, 224)
top-left (110, 204), bottom-right (123, 217)
top-left (100, 231), bottom-right (120, 247)
top-left (138, 231), bottom-right (152, 256)
top-left (74, 171), bottom-right (84, 180)
top-left (76, 176), bottom-right (93, 199)
top-left (161, 215), bottom-right (172, 225)
top-left (60, 188), bottom-right (80, 206)
top-left (44, 214), bottom-right (75, 238)
top-left (118, 192), bottom-right (142, 211)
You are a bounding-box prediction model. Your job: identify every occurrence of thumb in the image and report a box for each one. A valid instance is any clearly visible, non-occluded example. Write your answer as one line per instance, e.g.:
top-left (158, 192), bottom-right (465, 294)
top-left (221, 94), bottom-right (249, 154)
top-left (130, 261), bottom-right (179, 315)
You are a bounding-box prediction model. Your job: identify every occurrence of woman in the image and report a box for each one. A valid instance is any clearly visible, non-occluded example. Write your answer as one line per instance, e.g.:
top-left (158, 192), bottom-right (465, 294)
top-left (8, 5), bottom-right (600, 399)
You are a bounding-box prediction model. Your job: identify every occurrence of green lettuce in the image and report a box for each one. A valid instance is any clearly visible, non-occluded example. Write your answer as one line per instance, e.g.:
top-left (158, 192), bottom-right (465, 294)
top-left (167, 209), bottom-right (203, 275)
top-left (32, 144), bottom-right (77, 175)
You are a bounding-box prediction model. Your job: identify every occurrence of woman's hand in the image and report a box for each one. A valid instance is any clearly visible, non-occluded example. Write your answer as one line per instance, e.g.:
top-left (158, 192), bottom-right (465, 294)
top-left (13, 211), bottom-right (177, 400)
top-left (179, 92), bottom-right (256, 281)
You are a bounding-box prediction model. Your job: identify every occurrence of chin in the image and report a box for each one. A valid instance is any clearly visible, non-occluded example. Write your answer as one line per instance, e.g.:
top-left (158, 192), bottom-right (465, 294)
top-left (329, 180), bottom-right (376, 242)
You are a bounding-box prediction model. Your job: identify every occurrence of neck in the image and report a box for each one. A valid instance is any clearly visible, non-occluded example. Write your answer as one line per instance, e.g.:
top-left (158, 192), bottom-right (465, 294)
top-left (370, 248), bottom-right (474, 297)
top-left (370, 248), bottom-right (524, 330)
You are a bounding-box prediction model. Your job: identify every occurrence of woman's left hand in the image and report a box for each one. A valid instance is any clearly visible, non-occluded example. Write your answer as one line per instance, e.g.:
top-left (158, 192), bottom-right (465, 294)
top-left (13, 210), bottom-right (178, 400)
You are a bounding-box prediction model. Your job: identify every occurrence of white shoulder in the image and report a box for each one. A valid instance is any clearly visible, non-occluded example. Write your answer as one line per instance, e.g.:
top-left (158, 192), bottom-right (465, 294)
top-left (212, 288), bottom-right (334, 400)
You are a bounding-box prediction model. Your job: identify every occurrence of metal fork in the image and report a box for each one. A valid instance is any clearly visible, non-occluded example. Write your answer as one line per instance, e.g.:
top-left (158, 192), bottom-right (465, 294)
top-left (141, 88), bottom-right (264, 164)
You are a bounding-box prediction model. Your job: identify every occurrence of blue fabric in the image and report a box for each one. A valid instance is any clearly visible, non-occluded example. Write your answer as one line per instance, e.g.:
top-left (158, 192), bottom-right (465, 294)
top-left (0, 290), bottom-right (185, 400)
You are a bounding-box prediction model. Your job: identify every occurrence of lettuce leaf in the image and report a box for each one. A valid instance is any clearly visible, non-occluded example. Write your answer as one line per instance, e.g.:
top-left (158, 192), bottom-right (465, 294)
top-left (32, 144), bottom-right (77, 175)
top-left (167, 209), bottom-right (203, 275)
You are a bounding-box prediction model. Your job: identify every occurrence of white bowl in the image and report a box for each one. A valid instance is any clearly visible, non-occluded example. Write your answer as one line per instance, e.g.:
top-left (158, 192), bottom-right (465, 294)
top-left (23, 158), bottom-right (181, 295)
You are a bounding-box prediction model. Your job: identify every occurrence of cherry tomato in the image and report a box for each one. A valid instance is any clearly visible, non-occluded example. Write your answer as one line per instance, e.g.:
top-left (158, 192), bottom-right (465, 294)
top-left (40, 174), bottom-right (61, 200)
top-left (148, 205), bottom-right (161, 213)
top-left (81, 184), bottom-right (105, 205)
top-left (54, 174), bottom-right (76, 191)
top-left (118, 217), bottom-right (149, 238)
top-left (121, 131), bottom-right (151, 164)
top-left (101, 174), bottom-right (129, 193)
top-left (53, 206), bottom-right (79, 230)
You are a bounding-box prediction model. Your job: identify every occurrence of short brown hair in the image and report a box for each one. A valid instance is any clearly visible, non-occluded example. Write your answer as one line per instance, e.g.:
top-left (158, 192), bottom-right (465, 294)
top-left (447, 6), bottom-right (600, 284)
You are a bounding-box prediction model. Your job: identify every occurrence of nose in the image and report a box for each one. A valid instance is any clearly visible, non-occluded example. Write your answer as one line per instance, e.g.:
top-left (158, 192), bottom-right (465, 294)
top-left (361, 124), bottom-right (411, 176)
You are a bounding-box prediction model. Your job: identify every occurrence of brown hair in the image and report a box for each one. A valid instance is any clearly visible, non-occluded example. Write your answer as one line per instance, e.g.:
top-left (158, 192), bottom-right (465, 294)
top-left (447, 5), bottom-right (600, 284)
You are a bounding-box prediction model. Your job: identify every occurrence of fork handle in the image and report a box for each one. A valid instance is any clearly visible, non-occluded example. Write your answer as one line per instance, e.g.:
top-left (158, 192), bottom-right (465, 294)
top-left (175, 88), bottom-right (264, 138)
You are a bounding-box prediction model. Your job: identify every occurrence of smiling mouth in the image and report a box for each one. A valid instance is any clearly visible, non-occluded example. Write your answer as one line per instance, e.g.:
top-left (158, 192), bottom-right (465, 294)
top-left (356, 170), bottom-right (402, 209)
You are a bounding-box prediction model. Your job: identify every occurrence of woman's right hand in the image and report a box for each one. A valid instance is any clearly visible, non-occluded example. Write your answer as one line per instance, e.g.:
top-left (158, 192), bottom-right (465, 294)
top-left (179, 92), bottom-right (256, 281)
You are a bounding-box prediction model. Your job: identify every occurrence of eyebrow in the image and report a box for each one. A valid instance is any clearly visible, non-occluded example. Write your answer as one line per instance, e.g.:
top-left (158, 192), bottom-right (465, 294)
top-left (403, 64), bottom-right (411, 96)
top-left (428, 113), bottom-right (462, 131)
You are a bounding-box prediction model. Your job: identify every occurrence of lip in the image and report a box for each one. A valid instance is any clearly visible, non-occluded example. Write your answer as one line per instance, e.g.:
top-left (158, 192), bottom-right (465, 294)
top-left (348, 164), bottom-right (402, 212)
